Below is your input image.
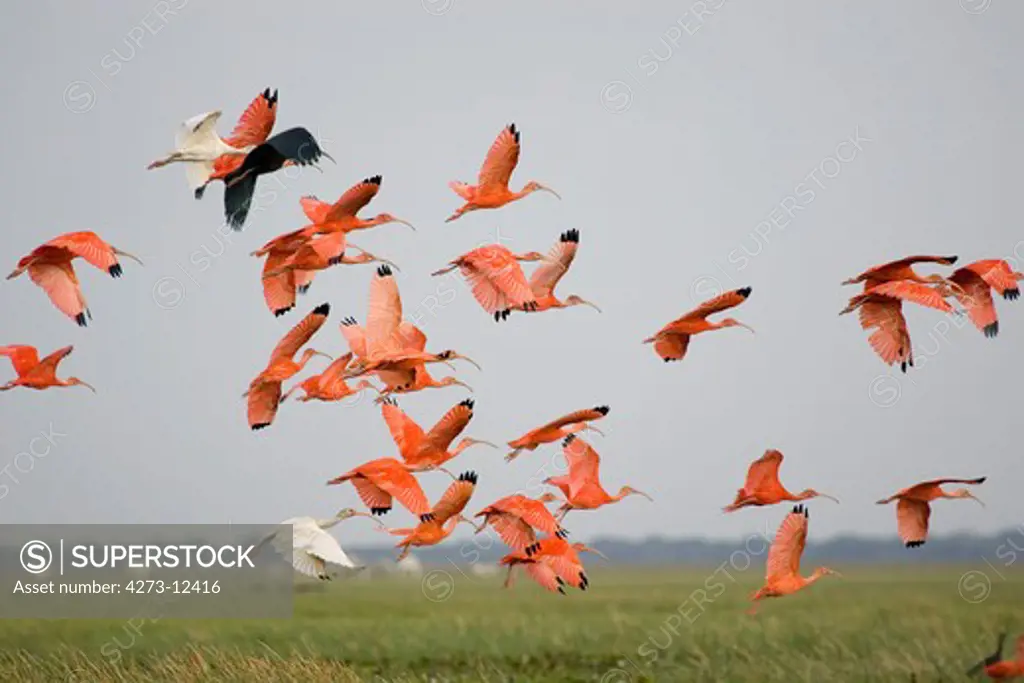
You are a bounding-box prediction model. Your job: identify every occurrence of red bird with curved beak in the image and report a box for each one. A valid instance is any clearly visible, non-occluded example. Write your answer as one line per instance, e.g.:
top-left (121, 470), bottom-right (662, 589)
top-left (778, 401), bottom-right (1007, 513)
top-left (245, 303), bottom-right (332, 430)
top-left (644, 287), bottom-right (754, 363)
top-left (446, 123), bottom-right (559, 223)
top-left (1, 345), bottom-right (95, 393)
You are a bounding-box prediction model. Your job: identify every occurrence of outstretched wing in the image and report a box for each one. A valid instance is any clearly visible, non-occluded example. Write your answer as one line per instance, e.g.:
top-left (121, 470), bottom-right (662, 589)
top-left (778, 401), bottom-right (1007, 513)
top-left (425, 399), bottom-right (474, 452)
top-left (744, 450), bottom-right (784, 493)
top-left (950, 268), bottom-right (997, 336)
top-left (766, 505), bottom-right (808, 582)
top-left (380, 400), bottom-right (426, 461)
top-left (270, 303), bottom-right (330, 361)
top-left (45, 232), bottom-right (118, 273)
top-left (364, 466), bottom-right (431, 517)
top-left (317, 352), bottom-right (354, 389)
top-left (477, 124), bottom-right (520, 189)
top-left (247, 381), bottom-right (282, 430)
top-left (264, 127), bottom-right (330, 167)
top-left (535, 406), bottom-right (609, 433)
top-left (679, 287), bottom-right (752, 322)
top-left (366, 266), bottom-right (402, 355)
top-left (0, 345), bottom-right (40, 376)
top-left (562, 435), bottom-right (601, 497)
top-left (339, 318), bottom-right (368, 358)
top-left (325, 175), bottom-right (382, 222)
top-left (864, 280), bottom-right (953, 313)
top-left (896, 499), bottom-right (930, 547)
top-left (225, 88), bottom-right (278, 148)
top-left (35, 345), bottom-right (74, 374)
top-left (176, 111), bottom-right (222, 149)
top-left (431, 472), bottom-right (478, 523)
top-left (529, 229), bottom-right (579, 299)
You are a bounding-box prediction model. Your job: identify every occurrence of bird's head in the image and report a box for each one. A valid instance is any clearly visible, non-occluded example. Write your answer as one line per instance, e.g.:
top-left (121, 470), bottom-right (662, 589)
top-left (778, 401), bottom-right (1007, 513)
top-left (301, 348), bottom-right (332, 363)
top-left (619, 486), bottom-right (653, 502)
top-left (800, 489), bottom-right (840, 504)
top-left (721, 318), bottom-right (756, 334)
top-left (437, 376), bottom-right (474, 392)
top-left (926, 274), bottom-right (966, 296)
top-left (457, 437), bottom-right (499, 452)
top-left (524, 181), bottom-right (561, 199)
top-left (336, 508), bottom-right (370, 521)
top-left (564, 295), bottom-right (601, 312)
top-left (812, 566), bottom-right (842, 579)
top-left (374, 213), bottom-right (416, 231)
top-left (950, 488), bottom-right (985, 507)
top-left (436, 350), bottom-right (482, 371)
top-left (513, 251), bottom-right (550, 263)
top-left (67, 377), bottom-right (96, 393)
top-left (536, 492), bottom-right (563, 505)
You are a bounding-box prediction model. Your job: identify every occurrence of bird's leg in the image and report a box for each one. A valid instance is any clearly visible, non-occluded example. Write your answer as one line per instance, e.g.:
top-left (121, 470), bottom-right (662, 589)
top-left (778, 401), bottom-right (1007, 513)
top-left (396, 545), bottom-right (411, 562)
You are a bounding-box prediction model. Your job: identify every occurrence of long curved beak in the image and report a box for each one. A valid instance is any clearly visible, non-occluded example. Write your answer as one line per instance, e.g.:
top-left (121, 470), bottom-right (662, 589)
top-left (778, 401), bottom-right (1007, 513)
top-left (393, 218), bottom-right (416, 232)
top-left (470, 439), bottom-right (499, 450)
top-left (78, 381), bottom-right (97, 394)
top-left (452, 353), bottom-right (482, 371)
top-left (114, 248), bottom-right (144, 266)
top-left (537, 184), bottom-right (561, 199)
top-left (582, 300), bottom-right (602, 313)
top-left (819, 493), bottom-right (840, 504)
top-left (321, 150), bottom-right (336, 164)
top-left (632, 489), bottom-right (654, 502)
top-left (452, 379), bottom-right (474, 392)
top-left (737, 322), bottom-right (756, 334)
top-left (348, 511), bottom-right (388, 528)
top-left (582, 546), bottom-right (609, 561)
top-left (313, 351), bottom-right (333, 361)
top-left (970, 493), bottom-right (986, 508)
top-left (380, 258), bottom-right (401, 273)
top-left (582, 424), bottom-right (605, 437)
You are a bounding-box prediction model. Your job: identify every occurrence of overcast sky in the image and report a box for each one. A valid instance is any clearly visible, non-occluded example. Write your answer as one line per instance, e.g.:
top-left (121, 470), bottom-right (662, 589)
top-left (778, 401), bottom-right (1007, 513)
top-left (1, 1), bottom-right (1020, 549)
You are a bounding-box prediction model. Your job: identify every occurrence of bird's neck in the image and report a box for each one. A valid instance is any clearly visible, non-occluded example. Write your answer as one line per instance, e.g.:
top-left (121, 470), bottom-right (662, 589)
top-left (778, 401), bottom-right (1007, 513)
top-left (318, 518), bottom-right (342, 530)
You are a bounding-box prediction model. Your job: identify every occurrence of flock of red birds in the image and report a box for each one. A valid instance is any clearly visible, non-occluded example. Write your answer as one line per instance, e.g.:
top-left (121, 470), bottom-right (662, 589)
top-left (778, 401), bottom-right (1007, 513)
top-left (3, 88), bottom-right (1021, 675)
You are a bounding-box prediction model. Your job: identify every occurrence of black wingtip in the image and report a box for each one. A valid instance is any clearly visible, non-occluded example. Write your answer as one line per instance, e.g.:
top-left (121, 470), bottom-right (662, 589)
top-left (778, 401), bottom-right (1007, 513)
top-left (792, 504), bottom-right (804, 515)
top-left (420, 513), bottom-right (436, 523)
top-left (738, 286), bottom-right (752, 298)
top-left (906, 540), bottom-right (925, 548)
top-left (945, 255), bottom-right (959, 265)
top-left (555, 528), bottom-right (569, 539)
top-left (975, 476), bottom-right (988, 484)
top-left (984, 321), bottom-right (999, 338)
top-left (108, 263), bottom-right (123, 278)
top-left (297, 284), bottom-right (310, 295)
top-left (563, 434), bottom-right (577, 447)
top-left (194, 185), bottom-right (206, 200)
top-left (252, 423), bottom-right (270, 431)
top-left (273, 306), bottom-right (293, 317)
top-left (366, 175), bottom-right (382, 186)
top-left (562, 229), bottom-right (580, 243)
top-left (594, 405), bottom-right (610, 416)
top-left (341, 316), bottom-right (358, 326)
top-left (381, 397), bottom-right (397, 406)
top-left (459, 398), bottom-right (475, 410)
top-left (458, 471), bottom-right (478, 484)
top-left (377, 264), bottom-right (393, 278)
top-left (312, 303), bottom-right (330, 317)
top-left (75, 312), bottom-right (88, 327)
top-left (1004, 288), bottom-right (1020, 301)
top-left (371, 507), bottom-right (391, 516)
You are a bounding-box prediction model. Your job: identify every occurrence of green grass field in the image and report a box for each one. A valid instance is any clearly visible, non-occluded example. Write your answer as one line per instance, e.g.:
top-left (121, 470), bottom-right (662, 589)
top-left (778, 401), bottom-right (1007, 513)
top-left (0, 566), bottom-right (1019, 682)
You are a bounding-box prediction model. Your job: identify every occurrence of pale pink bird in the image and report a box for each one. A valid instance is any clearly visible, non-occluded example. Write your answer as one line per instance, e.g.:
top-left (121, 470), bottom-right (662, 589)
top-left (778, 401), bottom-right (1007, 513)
top-left (431, 244), bottom-right (549, 321)
top-left (7, 232), bottom-right (142, 326)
